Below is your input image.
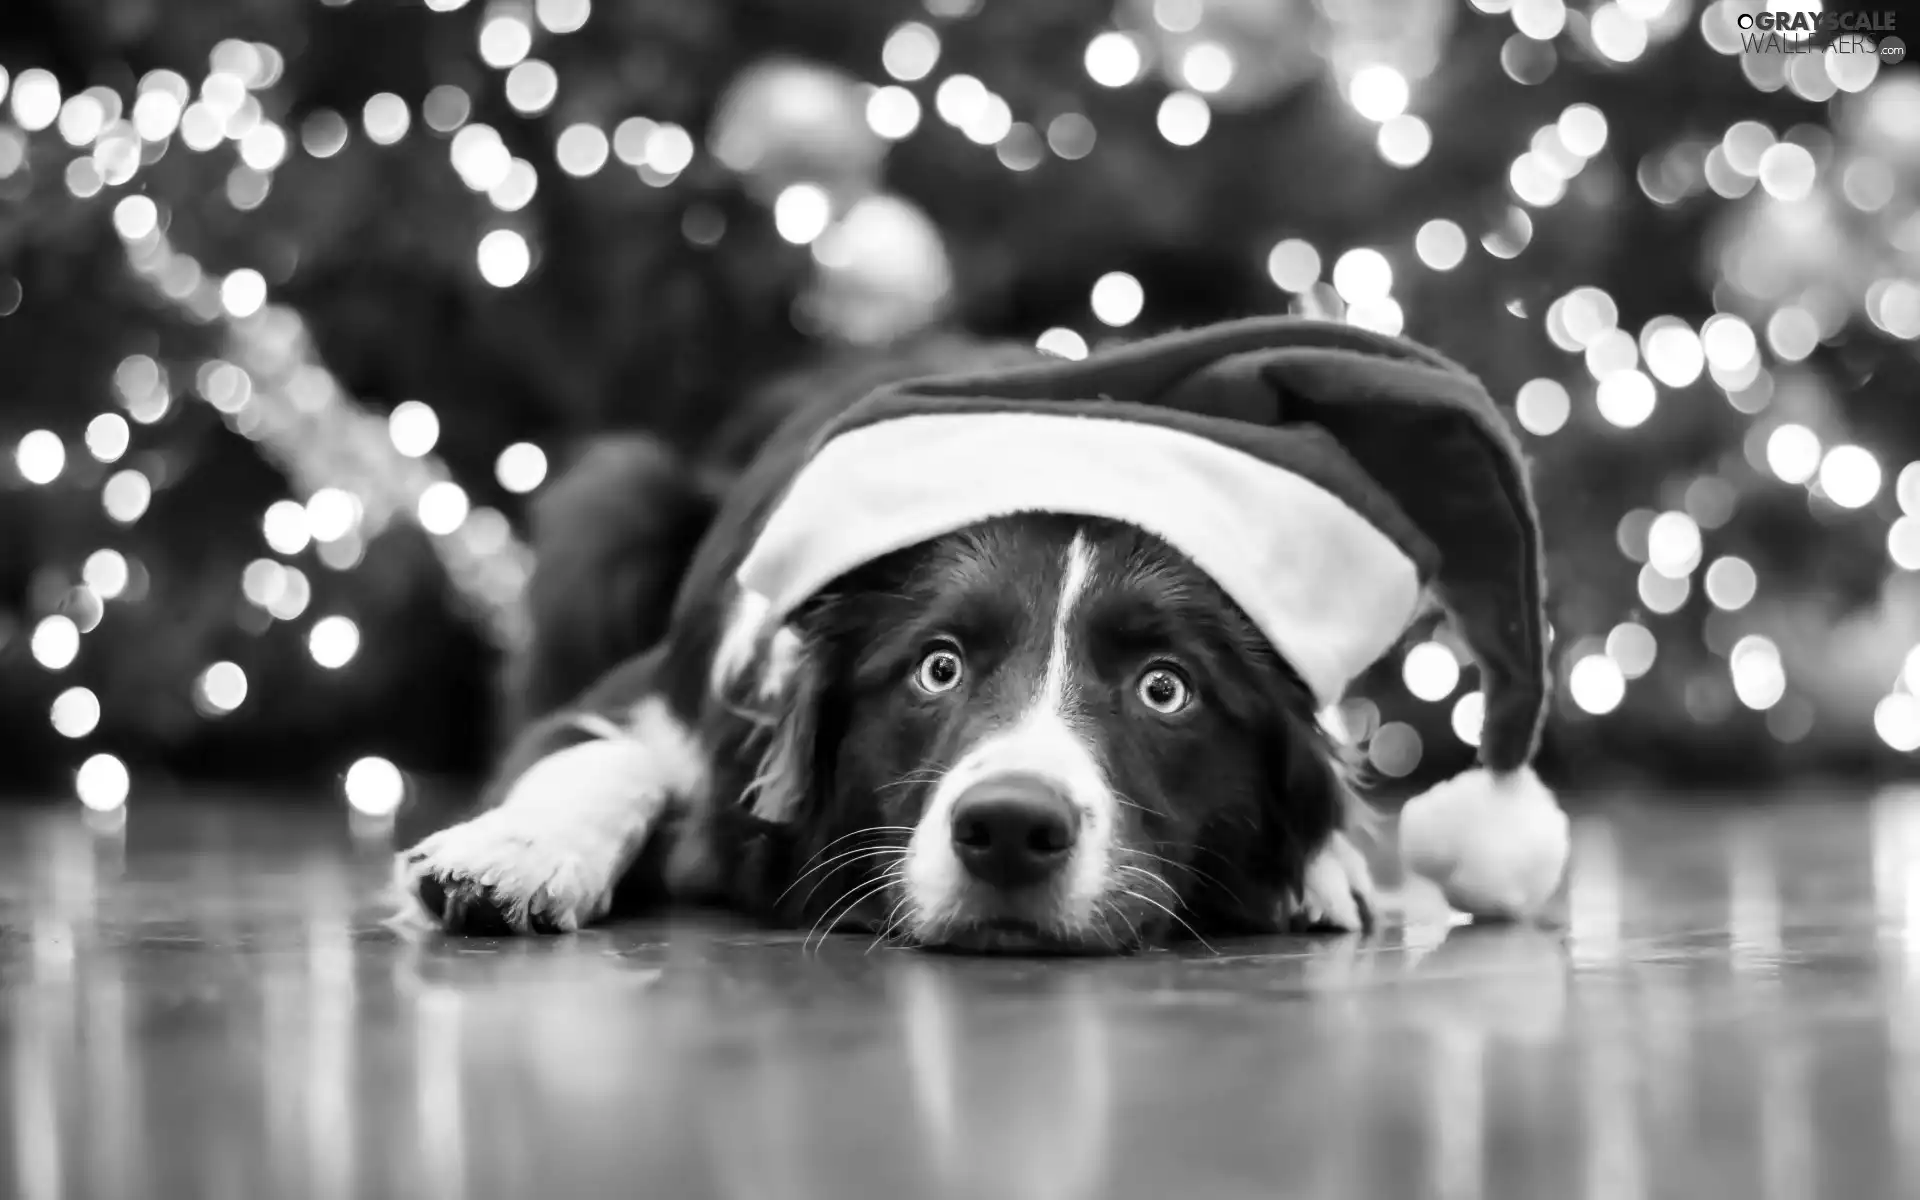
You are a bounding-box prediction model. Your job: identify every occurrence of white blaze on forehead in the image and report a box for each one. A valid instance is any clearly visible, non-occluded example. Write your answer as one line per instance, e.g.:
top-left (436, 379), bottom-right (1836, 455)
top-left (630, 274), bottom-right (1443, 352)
top-left (906, 531), bottom-right (1117, 935)
top-left (1039, 533), bottom-right (1094, 713)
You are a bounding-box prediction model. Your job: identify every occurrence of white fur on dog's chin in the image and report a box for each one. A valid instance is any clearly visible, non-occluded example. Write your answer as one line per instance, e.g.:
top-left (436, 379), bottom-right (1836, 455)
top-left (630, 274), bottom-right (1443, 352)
top-left (1397, 765), bottom-right (1567, 921)
top-left (393, 698), bottom-right (708, 933)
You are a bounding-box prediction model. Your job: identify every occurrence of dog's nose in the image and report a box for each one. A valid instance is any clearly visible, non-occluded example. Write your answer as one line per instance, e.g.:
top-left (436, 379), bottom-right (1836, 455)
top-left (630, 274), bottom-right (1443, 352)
top-left (950, 774), bottom-right (1079, 888)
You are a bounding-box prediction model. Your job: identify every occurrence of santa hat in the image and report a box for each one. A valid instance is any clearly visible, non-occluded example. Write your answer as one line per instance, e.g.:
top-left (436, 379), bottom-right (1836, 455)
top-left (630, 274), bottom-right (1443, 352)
top-left (721, 317), bottom-right (1568, 921)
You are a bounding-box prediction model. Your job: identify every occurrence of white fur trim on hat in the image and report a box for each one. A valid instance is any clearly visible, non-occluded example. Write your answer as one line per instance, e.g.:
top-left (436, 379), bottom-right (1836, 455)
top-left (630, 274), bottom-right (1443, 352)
top-left (729, 411), bottom-right (1423, 707)
top-left (1397, 765), bottom-right (1568, 920)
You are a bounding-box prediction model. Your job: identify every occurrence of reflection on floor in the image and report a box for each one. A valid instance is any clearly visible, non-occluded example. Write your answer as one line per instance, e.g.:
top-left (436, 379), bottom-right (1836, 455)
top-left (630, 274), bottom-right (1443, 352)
top-left (5, 789), bottom-right (1920, 1200)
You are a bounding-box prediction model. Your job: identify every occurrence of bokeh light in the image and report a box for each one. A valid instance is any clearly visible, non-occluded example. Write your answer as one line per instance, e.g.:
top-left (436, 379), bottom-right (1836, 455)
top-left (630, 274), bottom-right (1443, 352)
top-left (1266, 239), bottom-right (1320, 292)
top-left (1451, 692), bottom-right (1485, 746)
top-left (496, 442), bottom-right (549, 493)
top-left (197, 661), bottom-right (248, 715)
top-left (1036, 328), bottom-right (1089, 360)
top-left (418, 481), bottom-right (470, 535)
top-left (505, 60), bottom-right (559, 115)
top-left (1377, 116), bottom-right (1432, 167)
top-left (388, 400), bottom-right (440, 458)
top-left (262, 499), bottom-right (311, 555)
top-left (1414, 219), bottom-right (1466, 271)
top-left (1606, 622), bottom-right (1658, 679)
top-left (76, 753), bottom-right (130, 812)
top-left (1595, 369), bottom-right (1656, 428)
top-left (867, 87), bottom-right (921, 140)
top-left (1757, 142), bottom-right (1816, 202)
top-left (1367, 721), bottom-right (1423, 777)
top-left (308, 615), bottom-right (361, 669)
top-left (1181, 42), bottom-right (1234, 94)
top-left (32, 616), bottom-right (80, 671)
top-left (1047, 114), bottom-right (1096, 159)
top-left (1704, 557), bottom-right (1757, 610)
top-left (1647, 511), bottom-right (1702, 578)
top-left (774, 184), bottom-right (833, 244)
top-left (1641, 319), bottom-right (1704, 387)
top-left (1701, 314), bottom-right (1757, 372)
top-left (1730, 635), bottom-right (1786, 711)
top-left (1402, 641), bottom-right (1460, 701)
top-left (477, 229), bottom-right (531, 286)
top-left (306, 487), bottom-right (358, 542)
top-left (51, 687), bottom-right (101, 738)
top-left (1516, 378), bottom-right (1571, 436)
top-left (1331, 248), bottom-right (1391, 304)
top-left (344, 757), bottom-right (407, 817)
top-left (535, 0), bottom-right (591, 34)
top-left (1091, 272), bottom-right (1144, 326)
top-left (1347, 65), bottom-right (1409, 122)
top-left (87, 414), bottom-right (130, 463)
top-left (1085, 32), bottom-right (1143, 87)
top-left (556, 123), bottom-right (609, 176)
top-left (1819, 445), bottom-right (1880, 509)
top-left (1156, 92), bottom-right (1210, 146)
top-left (1877, 694), bottom-right (1920, 753)
top-left (84, 550), bottom-right (129, 600)
top-left (883, 22), bottom-right (941, 82)
top-left (1638, 563), bottom-right (1690, 613)
top-left (363, 93), bottom-right (410, 145)
top-left (15, 430), bottom-right (65, 485)
top-left (479, 16), bottom-right (533, 69)
top-left (1569, 654), bottom-right (1627, 715)
top-left (113, 195), bottom-right (159, 241)
top-left (103, 470), bottom-right (153, 524)
top-left (1765, 424), bottom-right (1821, 484)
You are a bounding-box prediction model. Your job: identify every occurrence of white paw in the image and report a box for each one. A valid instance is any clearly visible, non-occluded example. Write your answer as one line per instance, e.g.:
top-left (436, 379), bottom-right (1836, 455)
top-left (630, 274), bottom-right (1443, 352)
top-left (1290, 832), bottom-right (1378, 933)
top-left (394, 809), bottom-right (623, 935)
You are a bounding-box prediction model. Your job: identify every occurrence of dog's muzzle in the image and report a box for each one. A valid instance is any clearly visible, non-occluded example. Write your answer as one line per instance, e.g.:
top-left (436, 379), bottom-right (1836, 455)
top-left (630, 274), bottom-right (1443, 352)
top-left (949, 772), bottom-right (1080, 888)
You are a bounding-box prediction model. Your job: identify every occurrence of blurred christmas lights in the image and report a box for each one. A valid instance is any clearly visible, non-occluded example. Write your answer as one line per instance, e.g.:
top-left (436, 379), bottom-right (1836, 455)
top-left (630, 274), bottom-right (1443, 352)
top-left (0, 0), bottom-right (1913, 790)
top-left (344, 756), bottom-right (406, 817)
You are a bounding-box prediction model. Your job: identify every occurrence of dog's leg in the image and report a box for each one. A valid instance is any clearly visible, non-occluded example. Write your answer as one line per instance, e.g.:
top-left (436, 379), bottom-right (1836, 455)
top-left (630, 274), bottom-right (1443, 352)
top-left (394, 694), bottom-right (708, 935)
top-left (1289, 830), bottom-right (1378, 934)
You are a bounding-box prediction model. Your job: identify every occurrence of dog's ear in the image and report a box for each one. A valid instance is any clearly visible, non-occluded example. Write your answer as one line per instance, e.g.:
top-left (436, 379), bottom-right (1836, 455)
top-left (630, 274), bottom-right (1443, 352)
top-left (1259, 676), bottom-right (1358, 880)
top-left (734, 625), bottom-right (837, 826)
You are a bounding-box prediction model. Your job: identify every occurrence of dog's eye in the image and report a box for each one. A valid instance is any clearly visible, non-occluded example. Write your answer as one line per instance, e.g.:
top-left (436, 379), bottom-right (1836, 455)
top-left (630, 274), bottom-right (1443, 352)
top-left (914, 645), bottom-right (965, 693)
top-left (1135, 665), bottom-right (1192, 714)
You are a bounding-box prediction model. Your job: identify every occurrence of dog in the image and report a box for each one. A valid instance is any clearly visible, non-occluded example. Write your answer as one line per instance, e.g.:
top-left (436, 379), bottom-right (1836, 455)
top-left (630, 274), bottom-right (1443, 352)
top-left (394, 341), bottom-right (1379, 952)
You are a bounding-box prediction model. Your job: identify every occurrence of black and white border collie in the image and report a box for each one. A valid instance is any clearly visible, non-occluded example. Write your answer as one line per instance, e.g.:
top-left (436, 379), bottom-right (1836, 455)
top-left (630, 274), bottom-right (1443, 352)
top-left (395, 344), bottom-right (1377, 953)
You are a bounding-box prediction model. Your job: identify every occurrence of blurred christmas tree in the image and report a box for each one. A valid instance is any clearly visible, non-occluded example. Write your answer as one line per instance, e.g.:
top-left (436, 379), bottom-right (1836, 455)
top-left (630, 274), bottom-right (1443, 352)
top-left (1, 0), bottom-right (1916, 809)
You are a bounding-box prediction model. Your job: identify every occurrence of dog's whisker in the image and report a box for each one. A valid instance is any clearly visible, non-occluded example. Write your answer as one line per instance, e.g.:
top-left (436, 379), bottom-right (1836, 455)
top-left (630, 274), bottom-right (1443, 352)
top-left (867, 895), bottom-right (914, 954)
top-left (1118, 887), bottom-right (1216, 956)
top-left (791, 826), bottom-right (917, 866)
top-left (873, 770), bottom-right (945, 793)
top-left (775, 844), bottom-right (912, 906)
top-left (1133, 846), bottom-right (1235, 898)
top-left (806, 872), bottom-right (903, 954)
top-left (791, 848), bottom-right (909, 916)
top-left (1115, 862), bottom-right (1183, 905)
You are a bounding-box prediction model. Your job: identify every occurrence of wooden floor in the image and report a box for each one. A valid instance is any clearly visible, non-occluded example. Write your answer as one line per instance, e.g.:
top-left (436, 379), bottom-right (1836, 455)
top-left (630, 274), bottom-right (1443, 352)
top-left (5, 788), bottom-right (1920, 1200)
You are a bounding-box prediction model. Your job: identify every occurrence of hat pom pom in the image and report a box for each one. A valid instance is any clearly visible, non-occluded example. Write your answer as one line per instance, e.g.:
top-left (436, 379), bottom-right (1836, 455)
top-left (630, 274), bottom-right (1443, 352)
top-left (1398, 765), bottom-right (1568, 920)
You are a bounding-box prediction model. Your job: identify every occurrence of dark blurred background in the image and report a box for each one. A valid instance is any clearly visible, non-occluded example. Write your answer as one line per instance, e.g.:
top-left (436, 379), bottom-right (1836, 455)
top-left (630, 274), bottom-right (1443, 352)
top-left (1, 0), bottom-right (1916, 814)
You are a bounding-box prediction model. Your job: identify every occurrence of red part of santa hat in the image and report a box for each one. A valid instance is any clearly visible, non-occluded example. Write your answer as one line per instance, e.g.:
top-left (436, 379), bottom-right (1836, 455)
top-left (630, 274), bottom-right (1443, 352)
top-left (723, 318), bottom-right (1567, 920)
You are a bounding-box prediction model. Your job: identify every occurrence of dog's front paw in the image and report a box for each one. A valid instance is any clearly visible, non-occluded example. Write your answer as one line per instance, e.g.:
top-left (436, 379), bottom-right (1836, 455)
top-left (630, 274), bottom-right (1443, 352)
top-left (1287, 832), bottom-right (1378, 934)
top-left (394, 812), bottom-right (619, 935)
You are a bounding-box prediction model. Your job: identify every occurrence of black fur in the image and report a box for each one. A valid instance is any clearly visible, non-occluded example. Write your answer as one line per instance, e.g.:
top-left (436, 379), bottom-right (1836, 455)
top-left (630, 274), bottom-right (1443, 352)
top-left (506, 437), bottom-right (718, 732)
